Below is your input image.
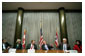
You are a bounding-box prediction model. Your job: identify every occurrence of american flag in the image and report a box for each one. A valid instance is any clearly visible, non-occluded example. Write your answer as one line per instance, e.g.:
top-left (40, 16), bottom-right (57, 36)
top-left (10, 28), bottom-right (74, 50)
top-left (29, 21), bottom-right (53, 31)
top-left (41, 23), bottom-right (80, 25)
top-left (39, 21), bottom-right (43, 49)
top-left (22, 30), bottom-right (26, 49)
top-left (55, 32), bottom-right (59, 47)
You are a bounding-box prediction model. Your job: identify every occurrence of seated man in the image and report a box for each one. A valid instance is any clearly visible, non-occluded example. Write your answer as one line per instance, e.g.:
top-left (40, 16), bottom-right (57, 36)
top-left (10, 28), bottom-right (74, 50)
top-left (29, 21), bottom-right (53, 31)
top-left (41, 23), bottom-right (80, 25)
top-left (16, 39), bottom-right (22, 49)
top-left (73, 40), bottom-right (82, 53)
top-left (42, 40), bottom-right (53, 50)
top-left (58, 38), bottom-right (70, 50)
top-left (26, 40), bottom-right (37, 50)
top-left (2, 39), bottom-right (11, 50)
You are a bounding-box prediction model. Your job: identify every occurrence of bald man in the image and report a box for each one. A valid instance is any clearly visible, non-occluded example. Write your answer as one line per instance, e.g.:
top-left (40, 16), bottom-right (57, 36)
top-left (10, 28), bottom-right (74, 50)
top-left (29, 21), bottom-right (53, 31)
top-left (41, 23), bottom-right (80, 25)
top-left (58, 38), bottom-right (70, 50)
top-left (42, 40), bottom-right (53, 50)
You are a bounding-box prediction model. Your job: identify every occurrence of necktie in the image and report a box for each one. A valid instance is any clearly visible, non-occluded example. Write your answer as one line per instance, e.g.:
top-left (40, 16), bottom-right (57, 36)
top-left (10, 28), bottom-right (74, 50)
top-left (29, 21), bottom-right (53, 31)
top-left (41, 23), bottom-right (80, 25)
top-left (30, 45), bottom-right (33, 49)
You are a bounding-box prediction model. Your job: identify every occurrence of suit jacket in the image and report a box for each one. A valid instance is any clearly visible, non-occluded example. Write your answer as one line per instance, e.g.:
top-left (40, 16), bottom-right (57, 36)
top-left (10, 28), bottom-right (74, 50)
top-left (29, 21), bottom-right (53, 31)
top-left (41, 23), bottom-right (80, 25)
top-left (42, 44), bottom-right (53, 50)
top-left (58, 43), bottom-right (70, 50)
top-left (26, 44), bottom-right (37, 50)
top-left (2, 42), bottom-right (11, 50)
top-left (16, 43), bottom-right (22, 49)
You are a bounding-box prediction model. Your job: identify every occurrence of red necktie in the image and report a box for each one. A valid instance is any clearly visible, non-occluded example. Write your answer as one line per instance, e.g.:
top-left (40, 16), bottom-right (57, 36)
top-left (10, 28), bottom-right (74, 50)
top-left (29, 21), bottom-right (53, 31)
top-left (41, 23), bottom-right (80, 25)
top-left (30, 45), bottom-right (33, 49)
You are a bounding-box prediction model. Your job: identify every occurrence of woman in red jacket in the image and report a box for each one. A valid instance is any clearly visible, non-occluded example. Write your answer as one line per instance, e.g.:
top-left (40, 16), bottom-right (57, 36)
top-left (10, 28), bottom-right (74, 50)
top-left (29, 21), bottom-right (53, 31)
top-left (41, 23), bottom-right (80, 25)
top-left (73, 40), bottom-right (82, 53)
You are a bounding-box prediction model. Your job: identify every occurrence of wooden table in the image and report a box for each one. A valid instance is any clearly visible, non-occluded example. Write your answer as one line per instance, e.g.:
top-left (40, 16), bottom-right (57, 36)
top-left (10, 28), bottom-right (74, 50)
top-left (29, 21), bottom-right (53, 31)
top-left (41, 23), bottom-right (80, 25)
top-left (3, 49), bottom-right (64, 53)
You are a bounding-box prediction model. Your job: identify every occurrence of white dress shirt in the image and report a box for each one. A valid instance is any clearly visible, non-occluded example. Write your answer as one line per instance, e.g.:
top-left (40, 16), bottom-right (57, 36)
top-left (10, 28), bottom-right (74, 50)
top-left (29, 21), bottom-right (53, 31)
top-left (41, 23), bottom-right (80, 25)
top-left (3, 43), bottom-right (6, 49)
top-left (45, 44), bottom-right (49, 50)
top-left (63, 44), bottom-right (67, 50)
top-left (30, 44), bottom-right (34, 49)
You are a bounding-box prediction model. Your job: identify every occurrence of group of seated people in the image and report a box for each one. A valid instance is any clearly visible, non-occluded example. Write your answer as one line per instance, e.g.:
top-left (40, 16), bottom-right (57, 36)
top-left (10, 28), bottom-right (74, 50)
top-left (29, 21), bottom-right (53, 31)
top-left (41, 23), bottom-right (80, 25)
top-left (2, 38), bottom-right (82, 53)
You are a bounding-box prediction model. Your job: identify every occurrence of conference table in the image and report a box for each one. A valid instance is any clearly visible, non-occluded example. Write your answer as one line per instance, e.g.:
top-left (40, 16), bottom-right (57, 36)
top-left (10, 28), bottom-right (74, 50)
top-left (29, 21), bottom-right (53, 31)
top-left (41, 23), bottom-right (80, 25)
top-left (3, 49), bottom-right (65, 53)
top-left (3, 49), bottom-right (81, 53)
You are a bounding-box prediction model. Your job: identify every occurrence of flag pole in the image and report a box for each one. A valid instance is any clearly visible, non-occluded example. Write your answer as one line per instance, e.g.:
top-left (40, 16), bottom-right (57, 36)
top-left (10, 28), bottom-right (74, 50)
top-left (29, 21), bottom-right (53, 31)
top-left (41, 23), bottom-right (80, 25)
top-left (39, 16), bottom-right (43, 50)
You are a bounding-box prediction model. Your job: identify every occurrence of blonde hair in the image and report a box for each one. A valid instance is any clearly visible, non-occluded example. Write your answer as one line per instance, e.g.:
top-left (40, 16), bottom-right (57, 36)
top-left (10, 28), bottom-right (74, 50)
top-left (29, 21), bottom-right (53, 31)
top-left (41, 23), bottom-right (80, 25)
top-left (16, 39), bottom-right (21, 43)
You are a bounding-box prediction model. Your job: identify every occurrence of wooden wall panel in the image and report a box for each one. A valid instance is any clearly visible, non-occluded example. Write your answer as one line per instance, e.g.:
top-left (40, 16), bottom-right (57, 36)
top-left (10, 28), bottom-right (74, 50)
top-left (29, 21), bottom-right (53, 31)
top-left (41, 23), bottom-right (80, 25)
top-left (2, 12), bottom-right (82, 50)
top-left (66, 12), bottom-right (82, 49)
top-left (2, 13), bottom-right (17, 47)
top-left (22, 12), bottom-right (60, 49)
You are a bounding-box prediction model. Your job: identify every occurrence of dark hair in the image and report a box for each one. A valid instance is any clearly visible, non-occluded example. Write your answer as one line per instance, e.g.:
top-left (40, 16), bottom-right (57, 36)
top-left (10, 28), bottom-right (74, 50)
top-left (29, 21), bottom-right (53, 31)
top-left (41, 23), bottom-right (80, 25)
top-left (2, 39), bottom-right (4, 41)
top-left (31, 40), bottom-right (35, 43)
top-left (76, 40), bottom-right (82, 46)
top-left (2, 39), bottom-right (5, 41)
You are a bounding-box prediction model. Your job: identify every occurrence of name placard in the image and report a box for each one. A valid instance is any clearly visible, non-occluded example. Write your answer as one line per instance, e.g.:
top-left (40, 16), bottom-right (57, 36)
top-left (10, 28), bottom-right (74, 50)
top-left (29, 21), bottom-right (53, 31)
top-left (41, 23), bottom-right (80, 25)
top-left (27, 49), bottom-right (35, 53)
top-left (8, 48), bottom-right (16, 53)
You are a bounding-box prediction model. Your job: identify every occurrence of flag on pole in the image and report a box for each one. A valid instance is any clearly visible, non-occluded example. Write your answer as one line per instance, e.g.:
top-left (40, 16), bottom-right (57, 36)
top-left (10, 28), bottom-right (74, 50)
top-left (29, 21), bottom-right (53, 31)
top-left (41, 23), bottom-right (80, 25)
top-left (22, 29), bottom-right (26, 49)
top-left (55, 32), bottom-right (59, 47)
top-left (39, 20), bottom-right (43, 49)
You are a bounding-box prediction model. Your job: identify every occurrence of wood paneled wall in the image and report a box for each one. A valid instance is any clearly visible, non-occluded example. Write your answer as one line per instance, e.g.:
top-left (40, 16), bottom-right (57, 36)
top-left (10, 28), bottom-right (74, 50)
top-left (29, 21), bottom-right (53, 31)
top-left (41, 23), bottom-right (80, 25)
top-left (2, 12), bottom-right (82, 49)
top-left (22, 12), bottom-right (60, 49)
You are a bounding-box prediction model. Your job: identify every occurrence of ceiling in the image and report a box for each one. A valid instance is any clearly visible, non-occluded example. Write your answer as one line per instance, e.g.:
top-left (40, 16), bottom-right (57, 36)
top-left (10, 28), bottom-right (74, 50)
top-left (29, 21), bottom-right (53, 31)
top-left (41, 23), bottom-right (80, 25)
top-left (2, 2), bottom-right (82, 10)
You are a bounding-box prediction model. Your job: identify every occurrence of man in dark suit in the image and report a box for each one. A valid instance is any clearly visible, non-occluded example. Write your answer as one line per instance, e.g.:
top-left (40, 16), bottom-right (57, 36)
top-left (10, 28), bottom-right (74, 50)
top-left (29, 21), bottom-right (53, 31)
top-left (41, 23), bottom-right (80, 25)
top-left (58, 38), bottom-right (70, 50)
top-left (2, 39), bottom-right (11, 50)
top-left (42, 40), bottom-right (54, 50)
top-left (26, 40), bottom-right (37, 50)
